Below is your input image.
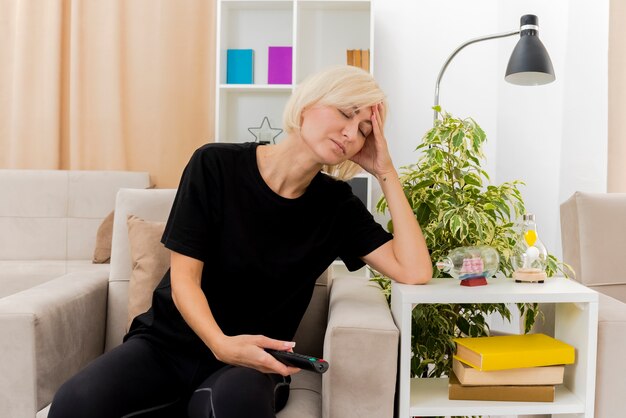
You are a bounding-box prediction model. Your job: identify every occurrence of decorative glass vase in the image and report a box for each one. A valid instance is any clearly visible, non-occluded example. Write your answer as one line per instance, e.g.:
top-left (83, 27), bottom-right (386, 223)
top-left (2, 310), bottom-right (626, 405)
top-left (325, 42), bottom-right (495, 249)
top-left (511, 213), bottom-right (548, 283)
top-left (436, 246), bottom-right (500, 284)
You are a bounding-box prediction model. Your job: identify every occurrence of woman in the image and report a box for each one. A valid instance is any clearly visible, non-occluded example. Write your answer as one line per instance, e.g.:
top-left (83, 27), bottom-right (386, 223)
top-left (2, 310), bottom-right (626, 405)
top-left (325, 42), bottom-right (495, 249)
top-left (49, 65), bottom-right (432, 418)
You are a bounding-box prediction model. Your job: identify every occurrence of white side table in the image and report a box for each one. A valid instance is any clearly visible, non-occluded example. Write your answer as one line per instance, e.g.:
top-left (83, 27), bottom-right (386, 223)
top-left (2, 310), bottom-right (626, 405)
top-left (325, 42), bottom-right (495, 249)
top-left (390, 277), bottom-right (598, 418)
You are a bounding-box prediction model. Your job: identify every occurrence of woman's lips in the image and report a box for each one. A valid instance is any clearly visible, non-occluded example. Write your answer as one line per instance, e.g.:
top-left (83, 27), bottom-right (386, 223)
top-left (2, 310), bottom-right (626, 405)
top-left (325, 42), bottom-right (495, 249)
top-left (330, 139), bottom-right (346, 155)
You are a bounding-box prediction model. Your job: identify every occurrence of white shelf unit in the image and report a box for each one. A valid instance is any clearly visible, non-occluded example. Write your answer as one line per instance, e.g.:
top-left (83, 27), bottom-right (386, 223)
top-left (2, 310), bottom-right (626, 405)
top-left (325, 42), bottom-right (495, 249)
top-left (390, 277), bottom-right (599, 418)
top-left (215, 0), bottom-right (373, 143)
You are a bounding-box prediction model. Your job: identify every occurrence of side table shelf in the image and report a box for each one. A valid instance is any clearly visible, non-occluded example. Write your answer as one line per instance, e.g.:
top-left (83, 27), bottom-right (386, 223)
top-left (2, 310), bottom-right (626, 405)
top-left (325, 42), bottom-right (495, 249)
top-left (390, 277), bottom-right (599, 418)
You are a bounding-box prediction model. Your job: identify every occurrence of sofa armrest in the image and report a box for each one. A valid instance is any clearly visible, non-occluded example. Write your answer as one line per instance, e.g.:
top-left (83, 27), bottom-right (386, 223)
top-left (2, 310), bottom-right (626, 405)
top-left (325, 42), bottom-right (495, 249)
top-left (0, 271), bottom-right (109, 417)
top-left (323, 276), bottom-right (399, 418)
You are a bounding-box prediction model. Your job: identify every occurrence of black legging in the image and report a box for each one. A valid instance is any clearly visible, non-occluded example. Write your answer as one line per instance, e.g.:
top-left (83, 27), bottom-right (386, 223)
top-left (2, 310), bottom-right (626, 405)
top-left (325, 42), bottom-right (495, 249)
top-left (48, 337), bottom-right (290, 418)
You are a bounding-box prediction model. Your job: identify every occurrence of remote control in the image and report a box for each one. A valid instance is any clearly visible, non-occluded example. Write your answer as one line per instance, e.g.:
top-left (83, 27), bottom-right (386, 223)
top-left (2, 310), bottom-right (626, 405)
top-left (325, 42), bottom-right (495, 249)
top-left (265, 349), bottom-right (329, 374)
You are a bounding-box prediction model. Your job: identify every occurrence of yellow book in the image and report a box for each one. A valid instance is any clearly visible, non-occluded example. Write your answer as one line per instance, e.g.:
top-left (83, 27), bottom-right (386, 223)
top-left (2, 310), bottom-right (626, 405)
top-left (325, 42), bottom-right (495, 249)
top-left (453, 333), bottom-right (575, 371)
top-left (347, 49), bottom-right (354, 66)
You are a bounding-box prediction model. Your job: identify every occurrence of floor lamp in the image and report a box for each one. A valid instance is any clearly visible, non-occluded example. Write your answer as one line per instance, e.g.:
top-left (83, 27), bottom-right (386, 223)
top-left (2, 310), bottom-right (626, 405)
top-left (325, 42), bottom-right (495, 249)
top-left (433, 14), bottom-right (555, 124)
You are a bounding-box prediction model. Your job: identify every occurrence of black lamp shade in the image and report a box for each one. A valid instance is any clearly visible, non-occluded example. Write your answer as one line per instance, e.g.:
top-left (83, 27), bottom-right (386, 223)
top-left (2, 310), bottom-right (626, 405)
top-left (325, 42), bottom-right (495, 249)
top-left (505, 15), bottom-right (555, 86)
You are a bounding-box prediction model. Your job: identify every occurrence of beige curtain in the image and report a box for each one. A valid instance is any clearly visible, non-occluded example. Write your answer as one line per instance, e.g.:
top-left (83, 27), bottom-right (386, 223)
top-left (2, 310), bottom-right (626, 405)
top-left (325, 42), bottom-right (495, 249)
top-left (609, 0), bottom-right (626, 192)
top-left (0, 0), bottom-right (215, 187)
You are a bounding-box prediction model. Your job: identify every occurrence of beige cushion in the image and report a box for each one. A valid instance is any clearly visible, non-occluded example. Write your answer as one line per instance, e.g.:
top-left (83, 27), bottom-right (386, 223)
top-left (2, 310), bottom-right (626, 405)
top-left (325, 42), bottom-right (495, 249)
top-left (126, 215), bottom-right (169, 329)
top-left (92, 211), bottom-right (114, 263)
top-left (277, 371), bottom-right (321, 418)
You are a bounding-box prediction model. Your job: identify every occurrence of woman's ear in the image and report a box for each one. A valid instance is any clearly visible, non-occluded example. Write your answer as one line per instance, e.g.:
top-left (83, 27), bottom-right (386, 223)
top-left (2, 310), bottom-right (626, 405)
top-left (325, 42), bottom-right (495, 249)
top-left (299, 107), bottom-right (307, 126)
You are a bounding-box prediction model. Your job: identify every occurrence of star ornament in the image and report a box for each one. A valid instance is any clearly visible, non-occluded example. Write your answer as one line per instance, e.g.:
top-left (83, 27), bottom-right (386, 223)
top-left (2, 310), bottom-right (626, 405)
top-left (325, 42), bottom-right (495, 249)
top-left (248, 117), bottom-right (283, 144)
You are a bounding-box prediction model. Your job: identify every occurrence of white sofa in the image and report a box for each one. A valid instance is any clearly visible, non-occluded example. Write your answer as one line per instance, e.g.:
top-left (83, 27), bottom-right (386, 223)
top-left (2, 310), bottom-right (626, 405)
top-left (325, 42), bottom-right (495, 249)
top-left (0, 169), bottom-right (151, 297)
top-left (0, 169), bottom-right (150, 417)
top-left (560, 191), bottom-right (626, 418)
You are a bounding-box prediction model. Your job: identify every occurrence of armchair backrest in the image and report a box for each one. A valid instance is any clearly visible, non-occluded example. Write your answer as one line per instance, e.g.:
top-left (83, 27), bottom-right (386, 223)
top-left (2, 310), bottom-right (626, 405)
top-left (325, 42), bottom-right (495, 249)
top-left (560, 191), bottom-right (626, 303)
top-left (106, 188), bottom-right (331, 357)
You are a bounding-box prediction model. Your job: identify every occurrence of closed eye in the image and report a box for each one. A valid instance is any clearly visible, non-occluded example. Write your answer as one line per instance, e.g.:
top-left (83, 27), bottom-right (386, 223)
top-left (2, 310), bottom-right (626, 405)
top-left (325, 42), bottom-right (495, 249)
top-left (337, 108), bottom-right (371, 138)
top-left (359, 124), bottom-right (372, 138)
top-left (338, 108), bottom-right (350, 118)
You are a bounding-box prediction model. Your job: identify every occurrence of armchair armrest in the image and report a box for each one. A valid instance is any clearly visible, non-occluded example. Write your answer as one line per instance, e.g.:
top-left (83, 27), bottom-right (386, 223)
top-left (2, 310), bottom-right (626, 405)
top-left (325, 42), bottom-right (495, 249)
top-left (0, 271), bottom-right (109, 417)
top-left (323, 276), bottom-right (399, 418)
top-left (595, 293), bottom-right (626, 418)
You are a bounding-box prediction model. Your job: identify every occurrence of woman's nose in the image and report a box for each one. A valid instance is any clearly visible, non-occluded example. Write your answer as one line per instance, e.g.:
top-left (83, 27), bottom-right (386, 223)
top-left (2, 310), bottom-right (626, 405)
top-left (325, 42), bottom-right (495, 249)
top-left (342, 121), bottom-right (359, 139)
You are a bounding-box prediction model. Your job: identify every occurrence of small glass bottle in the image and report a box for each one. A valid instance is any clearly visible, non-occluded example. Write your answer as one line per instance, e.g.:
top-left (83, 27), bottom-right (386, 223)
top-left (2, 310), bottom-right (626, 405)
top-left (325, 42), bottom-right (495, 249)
top-left (436, 246), bottom-right (500, 280)
top-left (512, 213), bottom-right (548, 282)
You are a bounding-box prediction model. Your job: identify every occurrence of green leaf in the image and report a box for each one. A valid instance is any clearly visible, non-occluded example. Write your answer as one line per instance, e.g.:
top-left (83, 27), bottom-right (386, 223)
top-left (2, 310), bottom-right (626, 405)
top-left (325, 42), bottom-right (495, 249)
top-left (524, 306), bottom-right (536, 333)
top-left (494, 200), bottom-right (511, 218)
top-left (414, 202), bottom-right (431, 226)
top-left (473, 119), bottom-right (486, 141)
top-left (452, 129), bottom-right (464, 148)
top-left (463, 173), bottom-right (482, 187)
top-left (457, 316), bottom-right (470, 336)
top-left (414, 179), bottom-right (435, 190)
top-left (442, 209), bottom-right (456, 226)
top-left (433, 149), bottom-right (444, 164)
top-left (450, 215), bottom-right (462, 237)
top-left (458, 217), bottom-right (469, 242)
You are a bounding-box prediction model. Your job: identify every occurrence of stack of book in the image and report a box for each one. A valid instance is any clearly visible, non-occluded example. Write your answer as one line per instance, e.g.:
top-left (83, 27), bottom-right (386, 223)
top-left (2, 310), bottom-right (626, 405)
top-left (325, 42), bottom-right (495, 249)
top-left (346, 49), bottom-right (370, 72)
top-left (449, 333), bottom-right (575, 402)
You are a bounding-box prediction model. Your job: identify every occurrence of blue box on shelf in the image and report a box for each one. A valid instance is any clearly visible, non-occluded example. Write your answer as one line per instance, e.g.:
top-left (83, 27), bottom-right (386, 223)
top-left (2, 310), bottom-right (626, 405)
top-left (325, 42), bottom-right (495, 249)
top-left (227, 49), bottom-right (254, 84)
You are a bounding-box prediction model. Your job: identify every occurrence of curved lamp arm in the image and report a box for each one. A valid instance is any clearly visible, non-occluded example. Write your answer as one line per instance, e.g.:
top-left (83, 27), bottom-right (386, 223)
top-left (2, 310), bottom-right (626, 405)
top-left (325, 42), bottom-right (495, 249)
top-left (433, 30), bottom-right (520, 124)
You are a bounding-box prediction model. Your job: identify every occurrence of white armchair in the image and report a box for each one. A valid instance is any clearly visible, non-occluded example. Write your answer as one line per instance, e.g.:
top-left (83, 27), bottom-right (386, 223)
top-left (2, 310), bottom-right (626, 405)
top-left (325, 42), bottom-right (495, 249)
top-left (3, 187), bottom-right (400, 418)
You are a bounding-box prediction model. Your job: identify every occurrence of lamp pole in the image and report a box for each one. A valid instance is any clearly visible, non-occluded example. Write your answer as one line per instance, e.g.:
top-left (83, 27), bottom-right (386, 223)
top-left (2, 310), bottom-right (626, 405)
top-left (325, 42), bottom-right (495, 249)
top-left (433, 14), bottom-right (556, 125)
top-left (433, 30), bottom-right (519, 124)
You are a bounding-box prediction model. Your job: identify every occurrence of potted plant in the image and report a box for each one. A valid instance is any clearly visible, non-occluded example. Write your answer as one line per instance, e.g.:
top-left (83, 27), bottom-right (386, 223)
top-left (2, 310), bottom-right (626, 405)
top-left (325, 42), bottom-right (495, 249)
top-left (372, 107), bottom-right (568, 380)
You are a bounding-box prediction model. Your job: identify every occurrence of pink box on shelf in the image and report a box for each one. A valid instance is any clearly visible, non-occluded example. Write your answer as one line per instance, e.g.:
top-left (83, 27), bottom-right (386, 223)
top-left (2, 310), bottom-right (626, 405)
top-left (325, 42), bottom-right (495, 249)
top-left (268, 46), bottom-right (292, 84)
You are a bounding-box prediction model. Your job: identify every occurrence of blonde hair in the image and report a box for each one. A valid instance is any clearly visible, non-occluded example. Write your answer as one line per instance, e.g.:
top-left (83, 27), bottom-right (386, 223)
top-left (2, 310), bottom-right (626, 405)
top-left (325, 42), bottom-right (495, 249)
top-left (283, 65), bottom-right (388, 180)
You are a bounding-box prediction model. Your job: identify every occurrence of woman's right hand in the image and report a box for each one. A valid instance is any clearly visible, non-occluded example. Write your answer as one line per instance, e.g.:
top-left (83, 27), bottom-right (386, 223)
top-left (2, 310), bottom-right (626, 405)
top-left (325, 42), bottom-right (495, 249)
top-left (211, 334), bottom-right (301, 376)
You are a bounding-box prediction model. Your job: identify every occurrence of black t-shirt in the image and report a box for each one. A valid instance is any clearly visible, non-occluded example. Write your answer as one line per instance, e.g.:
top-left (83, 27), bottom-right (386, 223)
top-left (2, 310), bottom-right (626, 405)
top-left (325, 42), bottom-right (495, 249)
top-left (126, 142), bottom-right (392, 354)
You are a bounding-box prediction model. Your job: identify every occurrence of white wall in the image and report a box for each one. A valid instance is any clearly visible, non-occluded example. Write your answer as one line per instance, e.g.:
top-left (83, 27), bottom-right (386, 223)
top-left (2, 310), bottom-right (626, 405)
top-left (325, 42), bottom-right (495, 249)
top-left (373, 0), bottom-right (608, 262)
